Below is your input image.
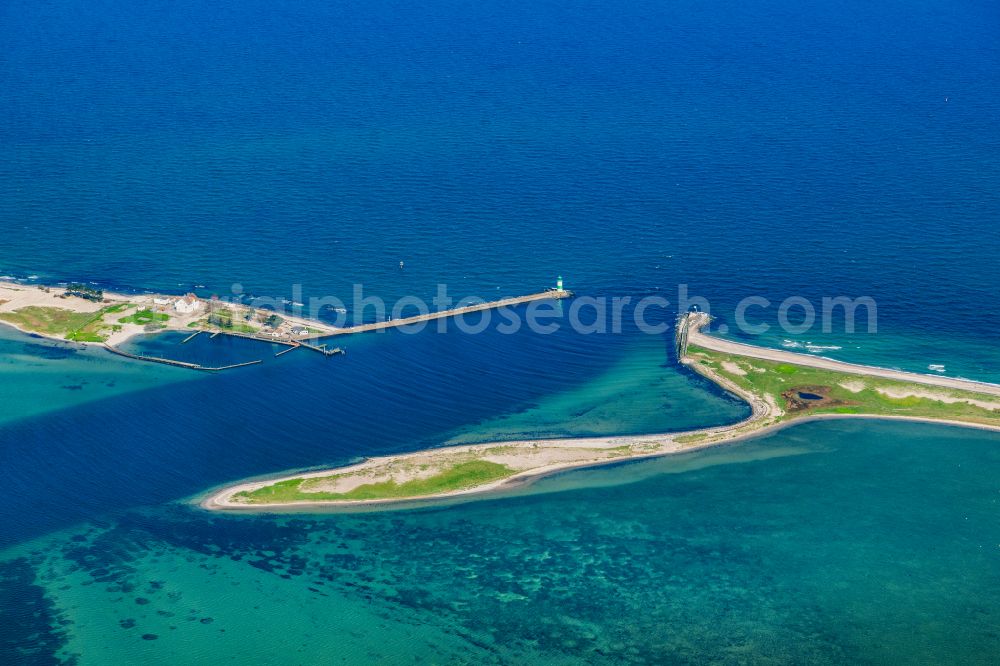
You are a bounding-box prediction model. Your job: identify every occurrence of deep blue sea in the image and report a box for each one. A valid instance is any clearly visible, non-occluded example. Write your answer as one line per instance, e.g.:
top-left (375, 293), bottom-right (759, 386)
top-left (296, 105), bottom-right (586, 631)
top-left (1, 0), bottom-right (999, 663)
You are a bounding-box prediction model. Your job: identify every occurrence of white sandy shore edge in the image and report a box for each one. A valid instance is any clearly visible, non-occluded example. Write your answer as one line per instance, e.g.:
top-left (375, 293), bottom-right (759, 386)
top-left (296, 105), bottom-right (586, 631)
top-left (202, 314), bottom-right (1000, 512)
top-left (686, 312), bottom-right (1000, 397)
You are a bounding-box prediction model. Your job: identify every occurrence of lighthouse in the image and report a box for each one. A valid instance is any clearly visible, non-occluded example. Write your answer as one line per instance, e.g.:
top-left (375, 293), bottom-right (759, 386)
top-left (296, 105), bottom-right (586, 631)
top-left (556, 275), bottom-right (564, 291)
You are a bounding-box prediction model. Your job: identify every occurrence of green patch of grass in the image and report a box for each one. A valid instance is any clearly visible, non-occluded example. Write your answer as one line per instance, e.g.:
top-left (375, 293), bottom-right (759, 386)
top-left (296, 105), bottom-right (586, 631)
top-left (118, 309), bottom-right (170, 325)
top-left (236, 478), bottom-right (304, 503)
top-left (103, 303), bottom-right (131, 314)
top-left (236, 460), bottom-right (515, 504)
top-left (775, 364), bottom-right (798, 375)
top-left (68, 305), bottom-right (128, 342)
top-left (675, 433), bottom-right (708, 444)
top-left (66, 330), bottom-right (107, 342)
top-left (0, 306), bottom-right (97, 336)
top-left (0, 305), bottom-right (117, 342)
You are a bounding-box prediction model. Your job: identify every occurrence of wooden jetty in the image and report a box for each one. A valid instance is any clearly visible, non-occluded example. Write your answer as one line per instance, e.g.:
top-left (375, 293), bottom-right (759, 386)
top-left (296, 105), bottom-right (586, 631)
top-left (195, 329), bottom-right (342, 362)
top-left (181, 330), bottom-right (201, 344)
top-left (103, 344), bottom-right (262, 372)
top-left (211, 330), bottom-right (345, 357)
top-left (214, 330), bottom-right (296, 346)
top-left (299, 341), bottom-right (344, 356)
top-left (317, 289), bottom-right (573, 339)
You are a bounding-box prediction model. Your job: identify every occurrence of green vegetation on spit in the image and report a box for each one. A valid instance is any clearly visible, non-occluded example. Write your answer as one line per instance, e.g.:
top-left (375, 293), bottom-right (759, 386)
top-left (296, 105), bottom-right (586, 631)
top-left (688, 345), bottom-right (1000, 427)
top-left (228, 344), bottom-right (1000, 507)
top-left (234, 460), bottom-right (514, 503)
top-left (0, 306), bottom-right (97, 336)
top-left (0, 305), bottom-right (124, 342)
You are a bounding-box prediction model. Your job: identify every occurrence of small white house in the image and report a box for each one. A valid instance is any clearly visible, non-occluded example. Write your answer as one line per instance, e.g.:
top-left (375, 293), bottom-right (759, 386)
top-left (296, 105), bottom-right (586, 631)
top-left (152, 296), bottom-right (172, 306)
top-left (174, 294), bottom-right (201, 314)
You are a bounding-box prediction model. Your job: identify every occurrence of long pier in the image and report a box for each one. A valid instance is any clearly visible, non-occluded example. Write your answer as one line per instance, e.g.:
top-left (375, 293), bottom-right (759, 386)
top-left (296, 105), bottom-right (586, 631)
top-left (105, 288), bottom-right (570, 372)
top-left (318, 289), bottom-right (573, 338)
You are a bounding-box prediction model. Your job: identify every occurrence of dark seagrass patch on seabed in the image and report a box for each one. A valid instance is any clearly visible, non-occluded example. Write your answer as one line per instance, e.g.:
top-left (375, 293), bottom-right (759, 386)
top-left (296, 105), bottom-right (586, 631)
top-left (0, 557), bottom-right (74, 665)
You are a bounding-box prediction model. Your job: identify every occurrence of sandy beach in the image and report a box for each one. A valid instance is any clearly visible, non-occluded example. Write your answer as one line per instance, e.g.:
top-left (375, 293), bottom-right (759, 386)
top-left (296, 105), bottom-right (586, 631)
top-left (202, 312), bottom-right (1000, 511)
top-left (201, 410), bottom-right (1000, 512)
top-left (0, 282), bottom-right (112, 312)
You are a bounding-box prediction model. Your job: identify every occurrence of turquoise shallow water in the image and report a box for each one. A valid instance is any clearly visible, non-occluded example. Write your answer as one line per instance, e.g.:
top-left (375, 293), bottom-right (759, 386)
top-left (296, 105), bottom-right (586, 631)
top-left (3, 419), bottom-right (999, 664)
top-left (0, 328), bottom-right (190, 428)
top-left (0, 324), bottom-right (749, 548)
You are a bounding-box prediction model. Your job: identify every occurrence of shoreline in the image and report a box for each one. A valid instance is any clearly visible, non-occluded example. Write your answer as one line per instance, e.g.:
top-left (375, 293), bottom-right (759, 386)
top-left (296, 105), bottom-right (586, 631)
top-left (201, 313), bottom-right (1000, 512)
top-left (0, 279), bottom-right (570, 355)
top-left (686, 316), bottom-right (1000, 396)
top-left (199, 412), bottom-right (1000, 513)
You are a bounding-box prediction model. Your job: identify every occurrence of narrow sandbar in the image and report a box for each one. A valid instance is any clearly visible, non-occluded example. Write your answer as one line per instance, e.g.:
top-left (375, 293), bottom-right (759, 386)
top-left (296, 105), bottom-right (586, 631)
top-left (203, 313), bottom-right (1000, 511)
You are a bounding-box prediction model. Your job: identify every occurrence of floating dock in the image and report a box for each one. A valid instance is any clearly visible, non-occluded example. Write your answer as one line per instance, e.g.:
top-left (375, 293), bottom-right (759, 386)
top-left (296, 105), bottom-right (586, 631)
top-left (298, 341), bottom-right (344, 356)
top-left (214, 330), bottom-right (296, 347)
top-left (212, 330), bottom-right (341, 357)
top-left (317, 289), bottom-right (573, 338)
